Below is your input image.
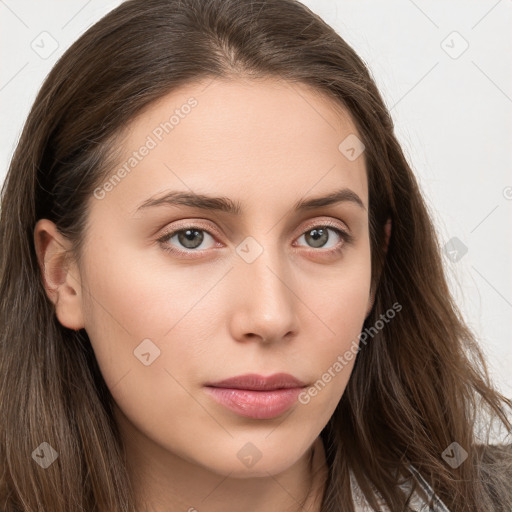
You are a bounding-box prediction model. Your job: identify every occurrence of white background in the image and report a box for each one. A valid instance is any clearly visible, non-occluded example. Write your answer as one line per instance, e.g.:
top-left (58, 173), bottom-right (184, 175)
top-left (1, 1), bottom-right (511, 397)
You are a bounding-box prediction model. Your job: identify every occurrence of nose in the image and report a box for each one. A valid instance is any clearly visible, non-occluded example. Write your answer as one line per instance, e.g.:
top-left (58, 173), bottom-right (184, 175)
top-left (228, 241), bottom-right (300, 345)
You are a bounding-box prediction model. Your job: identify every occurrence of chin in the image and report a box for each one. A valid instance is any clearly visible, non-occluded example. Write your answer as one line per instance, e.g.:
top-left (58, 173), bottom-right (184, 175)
top-left (193, 440), bottom-right (307, 478)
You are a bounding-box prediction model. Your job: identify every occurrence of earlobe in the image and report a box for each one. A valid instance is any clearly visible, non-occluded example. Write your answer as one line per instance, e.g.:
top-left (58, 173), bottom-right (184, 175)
top-left (33, 219), bottom-right (85, 330)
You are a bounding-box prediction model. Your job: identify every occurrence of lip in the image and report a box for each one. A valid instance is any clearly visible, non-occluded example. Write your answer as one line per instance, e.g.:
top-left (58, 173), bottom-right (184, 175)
top-left (204, 373), bottom-right (307, 420)
top-left (206, 372), bottom-right (307, 390)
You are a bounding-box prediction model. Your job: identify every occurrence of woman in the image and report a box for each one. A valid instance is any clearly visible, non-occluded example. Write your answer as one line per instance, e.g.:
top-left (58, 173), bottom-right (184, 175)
top-left (0, 0), bottom-right (511, 511)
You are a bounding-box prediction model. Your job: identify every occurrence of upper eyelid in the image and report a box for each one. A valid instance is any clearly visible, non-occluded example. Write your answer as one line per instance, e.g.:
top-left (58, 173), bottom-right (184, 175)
top-left (158, 217), bottom-right (350, 240)
top-left (300, 218), bottom-right (349, 233)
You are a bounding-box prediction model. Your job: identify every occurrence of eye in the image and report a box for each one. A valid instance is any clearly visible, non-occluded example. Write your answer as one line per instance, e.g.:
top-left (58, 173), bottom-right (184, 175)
top-left (294, 222), bottom-right (353, 255)
top-left (157, 225), bottom-right (218, 255)
top-left (156, 220), bottom-right (353, 257)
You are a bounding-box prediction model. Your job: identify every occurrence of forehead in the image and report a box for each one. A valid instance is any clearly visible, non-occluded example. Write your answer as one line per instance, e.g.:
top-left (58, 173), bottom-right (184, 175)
top-left (93, 77), bottom-right (368, 216)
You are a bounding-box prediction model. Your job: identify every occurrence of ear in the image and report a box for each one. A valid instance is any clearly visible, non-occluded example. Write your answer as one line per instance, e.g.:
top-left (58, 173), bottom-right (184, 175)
top-left (365, 217), bottom-right (392, 317)
top-left (33, 219), bottom-right (85, 330)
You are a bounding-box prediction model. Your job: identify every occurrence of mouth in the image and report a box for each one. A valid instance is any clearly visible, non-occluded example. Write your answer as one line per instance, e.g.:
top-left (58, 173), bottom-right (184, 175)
top-left (204, 373), bottom-right (308, 419)
top-left (205, 372), bottom-right (307, 391)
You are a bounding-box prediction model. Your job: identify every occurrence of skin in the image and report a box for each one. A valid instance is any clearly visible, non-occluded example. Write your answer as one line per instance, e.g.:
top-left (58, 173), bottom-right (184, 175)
top-left (34, 77), bottom-right (390, 512)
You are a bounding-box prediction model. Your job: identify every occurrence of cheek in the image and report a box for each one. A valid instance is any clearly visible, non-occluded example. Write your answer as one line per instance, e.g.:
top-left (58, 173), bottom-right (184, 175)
top-left (291, 253), bottom-right (372, 415)
top-left (302, 244), bottom-right (372, 338)
top-left (79, 234), bottom-right (214, 391)
top-left (79, 241), bottom-right (213, 446)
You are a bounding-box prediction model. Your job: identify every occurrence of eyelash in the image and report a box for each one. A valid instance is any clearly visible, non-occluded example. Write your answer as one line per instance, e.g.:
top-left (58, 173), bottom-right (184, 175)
top-left (156, 220), bottom-right (354, 258)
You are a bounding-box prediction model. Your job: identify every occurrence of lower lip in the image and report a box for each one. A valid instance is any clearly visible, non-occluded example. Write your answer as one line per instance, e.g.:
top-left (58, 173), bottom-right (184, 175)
top-left (204, 386), bottom-right (304, 419)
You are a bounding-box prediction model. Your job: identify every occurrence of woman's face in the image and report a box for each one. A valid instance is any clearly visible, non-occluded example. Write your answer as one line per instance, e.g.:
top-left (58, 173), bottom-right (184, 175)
top-left (59, 78), bottom-right (372, 477)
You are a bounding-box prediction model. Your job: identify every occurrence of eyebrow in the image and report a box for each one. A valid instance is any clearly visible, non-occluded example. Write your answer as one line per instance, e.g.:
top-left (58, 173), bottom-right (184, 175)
top-left (134, 187), bottom-right (366, 215)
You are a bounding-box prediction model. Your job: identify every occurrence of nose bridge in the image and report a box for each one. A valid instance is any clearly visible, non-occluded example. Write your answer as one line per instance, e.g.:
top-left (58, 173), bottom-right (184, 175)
top-left (232, 233), bottom-right (297, 336)
top-left (239, 234), bottom-right (290, 299)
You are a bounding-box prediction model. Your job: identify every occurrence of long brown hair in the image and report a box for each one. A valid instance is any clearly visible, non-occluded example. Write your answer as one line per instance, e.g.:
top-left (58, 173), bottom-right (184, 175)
top-left (1, 0), bottom-right (511, 510)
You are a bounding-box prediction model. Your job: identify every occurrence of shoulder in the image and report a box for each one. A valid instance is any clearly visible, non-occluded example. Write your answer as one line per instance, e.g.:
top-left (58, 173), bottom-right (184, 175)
top-left (474, 443), bottom-right (512, 504)
top-left (473, 442), bottom-right (512, 462)
top-left (350, 444), bottom-right (512, 512)
top-left (349, 465), bottom-right (451, 512)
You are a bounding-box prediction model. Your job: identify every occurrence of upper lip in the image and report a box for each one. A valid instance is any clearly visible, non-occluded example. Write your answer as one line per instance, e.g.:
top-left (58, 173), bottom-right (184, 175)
top-left (206, 373), bottom-right (307, 391)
